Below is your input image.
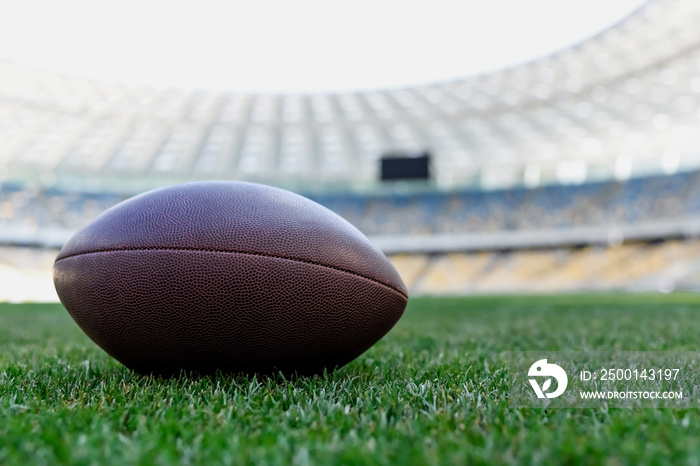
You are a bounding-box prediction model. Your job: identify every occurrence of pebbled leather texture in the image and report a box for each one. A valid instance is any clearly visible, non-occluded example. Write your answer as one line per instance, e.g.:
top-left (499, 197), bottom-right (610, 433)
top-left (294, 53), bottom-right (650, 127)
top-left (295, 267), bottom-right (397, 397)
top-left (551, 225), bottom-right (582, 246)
top-left (53, 181), bottom-right (408, 376)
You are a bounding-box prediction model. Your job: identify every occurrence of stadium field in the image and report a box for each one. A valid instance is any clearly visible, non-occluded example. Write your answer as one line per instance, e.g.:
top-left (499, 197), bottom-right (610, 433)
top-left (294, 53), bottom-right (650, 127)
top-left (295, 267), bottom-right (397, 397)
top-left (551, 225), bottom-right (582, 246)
top-left (2, 294), bottom-right (700, 465)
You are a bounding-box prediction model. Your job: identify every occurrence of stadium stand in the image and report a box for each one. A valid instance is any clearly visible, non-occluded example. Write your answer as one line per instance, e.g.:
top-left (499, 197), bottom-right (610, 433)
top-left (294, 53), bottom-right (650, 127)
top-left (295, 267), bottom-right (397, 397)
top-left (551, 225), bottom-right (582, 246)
top-left (2, 169), bottom-right (700, 239)
top-left (388, 240), bottom-right (700, 295)
top-left (4, 168), bottom-right (700, 300)
top-left (3, 0), bottom-right (700, 300)
top-left (2, 1), bottom-right (700, 192)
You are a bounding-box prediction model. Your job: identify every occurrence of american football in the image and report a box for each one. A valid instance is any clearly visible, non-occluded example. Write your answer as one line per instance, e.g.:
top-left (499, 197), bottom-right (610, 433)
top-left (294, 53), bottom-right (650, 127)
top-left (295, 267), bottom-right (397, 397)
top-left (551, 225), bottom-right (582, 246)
top-left (53, 181), bottom-right (408, 375)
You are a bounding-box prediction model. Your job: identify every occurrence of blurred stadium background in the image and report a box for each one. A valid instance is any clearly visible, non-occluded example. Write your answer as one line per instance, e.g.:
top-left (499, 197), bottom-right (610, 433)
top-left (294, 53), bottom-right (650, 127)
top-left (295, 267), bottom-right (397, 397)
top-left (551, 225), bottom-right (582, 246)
top-left (3, 0), bottom-right (700, 301)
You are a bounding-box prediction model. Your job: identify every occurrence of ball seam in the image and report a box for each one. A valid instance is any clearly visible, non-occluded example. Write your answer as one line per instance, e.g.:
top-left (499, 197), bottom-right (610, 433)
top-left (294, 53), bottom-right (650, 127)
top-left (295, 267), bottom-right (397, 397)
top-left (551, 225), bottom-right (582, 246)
top-left (55, 247), bottom-right (408, 299)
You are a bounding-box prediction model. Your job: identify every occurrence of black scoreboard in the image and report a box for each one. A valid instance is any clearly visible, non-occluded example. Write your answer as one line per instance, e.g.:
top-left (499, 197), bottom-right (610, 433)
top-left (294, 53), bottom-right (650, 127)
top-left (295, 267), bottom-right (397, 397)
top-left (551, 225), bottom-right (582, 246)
top-left (380, 151), bottom-right (431, 181)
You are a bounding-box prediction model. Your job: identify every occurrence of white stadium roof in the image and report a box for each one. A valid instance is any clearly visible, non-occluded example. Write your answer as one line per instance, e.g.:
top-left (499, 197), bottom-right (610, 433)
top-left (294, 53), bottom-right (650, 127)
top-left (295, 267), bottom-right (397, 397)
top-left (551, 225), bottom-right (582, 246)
top-left (2, 0), bottom-right (700, 193)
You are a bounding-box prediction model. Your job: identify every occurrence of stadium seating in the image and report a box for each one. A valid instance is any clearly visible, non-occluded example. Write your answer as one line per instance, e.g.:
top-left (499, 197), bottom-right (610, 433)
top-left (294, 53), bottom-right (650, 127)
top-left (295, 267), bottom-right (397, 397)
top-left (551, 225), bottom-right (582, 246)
top-left (2, 1), bottom-right (700, 191)
top-left (3, 169), bottom-right (700, 239)
top-left (3, 0), bottom-right (700, 300)
top-left (5, 168), bottom-right (700, 300)
top-left (387, 239), bottom-right (700, 295)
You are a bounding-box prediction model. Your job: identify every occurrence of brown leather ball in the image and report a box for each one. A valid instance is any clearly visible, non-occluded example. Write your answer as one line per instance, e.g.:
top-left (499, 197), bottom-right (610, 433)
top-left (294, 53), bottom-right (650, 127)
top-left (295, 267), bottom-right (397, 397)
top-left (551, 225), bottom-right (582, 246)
top-left (53, 181), bottom-right (408, 376)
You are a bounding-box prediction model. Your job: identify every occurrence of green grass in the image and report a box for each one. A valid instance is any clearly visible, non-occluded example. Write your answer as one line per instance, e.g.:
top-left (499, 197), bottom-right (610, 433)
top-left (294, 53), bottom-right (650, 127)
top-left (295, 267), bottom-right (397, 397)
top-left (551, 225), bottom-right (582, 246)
top-left (2, 294), bottom-right (700, 465)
